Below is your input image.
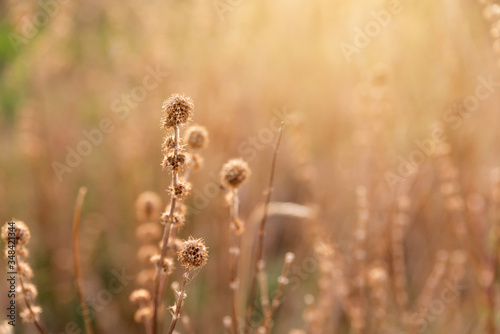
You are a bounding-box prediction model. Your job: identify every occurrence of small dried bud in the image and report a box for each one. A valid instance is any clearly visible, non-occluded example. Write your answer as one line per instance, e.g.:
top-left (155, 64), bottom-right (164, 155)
top-left (160, 94), bottom-right (194, 129)
top-left (130, 289), bottom-right (151, 304)
top-left (18, 262), bottom-right (33, 279)
top-left (168, 180), bottom-right (191, 200)
top-left (135, 192), bottom-right (162, 222)
top-left (162, 152), bottom-right (187, 172)
top-left (160, 211), bottom-right (186, 227)
top-left (220, 159), bottom-right (251, 189)
top-left (134, 306), bottom-right (153, 323)
top-left (150, 254), bottom-right (175, 274)
top-left (1, 220), bottom-right (31, 245)
top-left (20, 306), bottom-right (42, 323)
top-left (184, 125), bottom-right (209, 150)
top-left (163, 136), bottom-right (176, 151)
top-left (178, 237), bottom-right (208, 268)
top-left (22, 283), bottom-right (38, 299)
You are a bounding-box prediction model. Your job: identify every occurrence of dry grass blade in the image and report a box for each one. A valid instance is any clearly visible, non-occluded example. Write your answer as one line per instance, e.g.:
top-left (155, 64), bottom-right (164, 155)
top-left (244, 123), bottom-right (284, 333)
top-left (72, 186), bottom-right (94, 334)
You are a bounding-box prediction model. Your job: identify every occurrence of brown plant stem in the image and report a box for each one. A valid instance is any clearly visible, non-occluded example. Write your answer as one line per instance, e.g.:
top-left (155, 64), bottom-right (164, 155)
top-left (153, 125), bottom-right (180, 334)
top-left (168, 267), bottom-right (190, 334)
top-left (72, 186), bottom-right (93, 334)
top-left (260, 254), bottom-right (294, 332)
top-left (244, 123), bottom-right (284, 333)
top-left (16, 252), bottom-right (48, 334)
top-left (229, 188), bottom-right (241, 334)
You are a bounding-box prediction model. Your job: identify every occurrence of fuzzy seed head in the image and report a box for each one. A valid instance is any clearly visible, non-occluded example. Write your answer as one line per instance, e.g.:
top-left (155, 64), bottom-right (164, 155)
top-left (130, 289), bottom-right (151, 304)
top-left (220, 159), bottom-right (251, 189)
top-left (160, 211), bottom-right (186, 227)
top-left (162, 152), bottom-right (187, 172)
top-left (178, 237), bottom-right (208, 268)
top-left (22, 283), bottom-right (38, 299)
top-left (135, 192), bottom-right (162, 222)
top-left (168, 180), bottom-right (191, 200)
top-left (18, 262), bottom-right (33, 279)
top-left (20, 306), bottom-right (42, 323)
top-left (161, 94), bottom-right (194, 129)
top-left (1, 220), bottom-right (31, 245)
top-left (185, 125), bottom-right (209, 150)
top-left (163, 136), bottom-right (176, 151)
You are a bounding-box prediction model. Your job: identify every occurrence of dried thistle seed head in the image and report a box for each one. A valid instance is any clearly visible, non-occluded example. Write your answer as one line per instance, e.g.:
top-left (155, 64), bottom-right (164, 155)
top-left (136, 222), bottom-right (162, 242)
top-left (20, 305), bottom-right (42, 323)
top-left (160, 211), bottom-right (185, 227)
top-left (18, 262), bottom-right (33, 279)
top-left (22, 283), bottom-right (38, 299)
top-left (137, 245), bottom-right (159, 262)
top-left (178, 237), bottom-right (208, 268)
top-left (184, 125), bottom-right (209, 150)
top-left (168, 180), bottom-right (191, 200)
top-left (129, 289), bottom-right (151, 304)
top-left (134, 306), bottom-right (153, 323)
top-left (1, 220), bottom-right (31, 245)
top-left (220, 159), bottom-right (251, 189)
top-left (135, 192), bottom-right (162, 222)
top-left (163, 136), bottom-right (176, 151)
top-left (160, 94), bottom-right (194, 129)
top-left (162, 152), bottom-right (187, 172)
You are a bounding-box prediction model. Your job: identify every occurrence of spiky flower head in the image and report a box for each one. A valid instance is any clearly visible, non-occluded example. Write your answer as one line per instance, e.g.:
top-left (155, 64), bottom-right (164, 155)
top-left (185, 125), bottom-right (209, 150)
top-left (162, 152), bottom-right (187, 172)
top-left (160, 94), bottom-right (194, 129)
top-left (168, 180), bottom-right (191, 200)
top-left (1, 220), bottom-right (30, 245)
top-left (220, 159), bottom-right (251, 189)
top-left (178, 237), bottom-right (208, 268)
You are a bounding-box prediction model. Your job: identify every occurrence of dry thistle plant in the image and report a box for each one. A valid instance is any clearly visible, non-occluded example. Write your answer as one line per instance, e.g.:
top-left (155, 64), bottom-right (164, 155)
top-left (220, 158), bottom-right (251, 334)
top-left (1, 220), bottom-right (47, 334)
top-left (167, 237), bottom-right (208, 334)
top-left (124, 93), bottom-right (209, 334)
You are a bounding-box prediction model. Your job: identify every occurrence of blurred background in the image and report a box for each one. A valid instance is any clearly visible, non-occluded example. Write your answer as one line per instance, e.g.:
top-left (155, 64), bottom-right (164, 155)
top-left (1, 0), bottom-right (500, 333)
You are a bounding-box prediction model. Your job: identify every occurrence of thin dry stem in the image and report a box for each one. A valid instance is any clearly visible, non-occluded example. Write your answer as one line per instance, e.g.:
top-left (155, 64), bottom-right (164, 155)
top-left (168, 266), bottom-right (190, 334)
top-left (72, 186), bottom-right (93, 334)
top-left (244, 123), bottom-right (284, 333)
top-left (260, 254), bottom-right (294, 332)
top-left (229, 188), bottom-right (241, 334)
top-left (153, 125), bottom-right (180, 334)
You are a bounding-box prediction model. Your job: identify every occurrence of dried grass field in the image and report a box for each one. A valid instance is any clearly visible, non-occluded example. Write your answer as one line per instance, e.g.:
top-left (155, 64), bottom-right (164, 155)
top-left (2, 0), bottom-right (500, 333)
